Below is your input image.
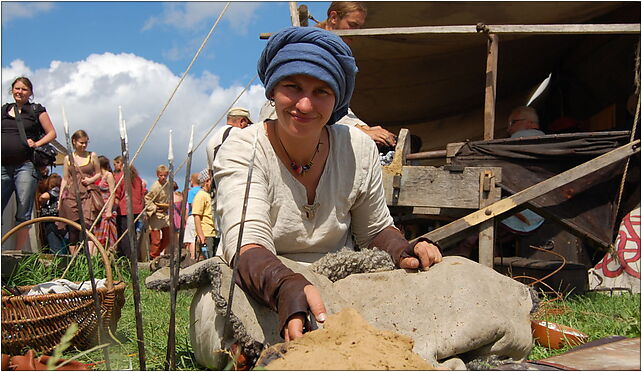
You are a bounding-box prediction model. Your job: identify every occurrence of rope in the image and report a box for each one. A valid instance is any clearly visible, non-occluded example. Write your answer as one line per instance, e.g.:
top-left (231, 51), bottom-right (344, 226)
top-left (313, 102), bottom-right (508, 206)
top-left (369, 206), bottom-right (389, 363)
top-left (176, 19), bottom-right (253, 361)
top-left (608, 41), bottom-right (640, 248)
top-left (175, 74), bottom-right (258, 173)
top-left (60, 3), bottom-right (231, 275)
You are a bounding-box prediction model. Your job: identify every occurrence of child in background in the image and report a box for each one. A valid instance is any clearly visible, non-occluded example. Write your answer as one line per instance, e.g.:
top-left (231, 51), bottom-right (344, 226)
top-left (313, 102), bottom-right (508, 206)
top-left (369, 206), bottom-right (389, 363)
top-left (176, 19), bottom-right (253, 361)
top-left (191, 169), bottom-right (218, 259)
top-left (38, 173), bottom-right (67, 254)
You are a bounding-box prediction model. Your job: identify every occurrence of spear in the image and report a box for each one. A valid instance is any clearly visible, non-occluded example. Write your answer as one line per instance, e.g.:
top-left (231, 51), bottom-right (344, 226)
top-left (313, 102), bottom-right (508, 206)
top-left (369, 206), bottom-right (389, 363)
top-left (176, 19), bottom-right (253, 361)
top-left (62, 106), bottom-right (111, 369)
top-left (119, 108), bottom-right (147, 370)
top-left (165, 130), bottom-right (178, 370)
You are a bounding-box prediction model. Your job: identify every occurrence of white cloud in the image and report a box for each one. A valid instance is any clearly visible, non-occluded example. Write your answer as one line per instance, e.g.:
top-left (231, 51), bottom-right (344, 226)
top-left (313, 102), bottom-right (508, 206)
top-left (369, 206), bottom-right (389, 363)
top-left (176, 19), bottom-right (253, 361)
top-left (1, 2), bottom-right (54, 23)
top-left (1, 53), bottom-right (266, 183)
top-left (142, 2), bottom-right (261, 34)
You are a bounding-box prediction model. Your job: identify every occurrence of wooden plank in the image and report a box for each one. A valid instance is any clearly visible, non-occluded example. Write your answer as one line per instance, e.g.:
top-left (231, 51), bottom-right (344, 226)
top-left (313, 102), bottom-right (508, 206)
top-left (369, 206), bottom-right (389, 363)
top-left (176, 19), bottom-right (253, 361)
top-left (484, 34), bottom-right (498, 140)
top-left (411, 140), bottom-right (640, 244)
top-left (289, 2), bottom-right (300, 27)
top-left (383, 166), bottom-right (502, 209)
top-left (331, 23), bottom-right (640, 37)
top-left (384, 166), bottom-right (503, 208)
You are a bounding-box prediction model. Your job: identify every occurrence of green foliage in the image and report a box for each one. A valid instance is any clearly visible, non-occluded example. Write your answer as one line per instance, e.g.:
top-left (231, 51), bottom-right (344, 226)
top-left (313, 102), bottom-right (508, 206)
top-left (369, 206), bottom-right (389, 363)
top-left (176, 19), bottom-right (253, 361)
top-left (529, 292), bottom-right (641, 360)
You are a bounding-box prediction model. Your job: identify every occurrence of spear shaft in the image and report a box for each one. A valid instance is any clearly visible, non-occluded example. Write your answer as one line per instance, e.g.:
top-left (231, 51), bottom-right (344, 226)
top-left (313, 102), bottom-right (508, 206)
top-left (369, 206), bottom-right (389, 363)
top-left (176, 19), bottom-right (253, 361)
top-left (165, 130), bottom-right (177, 370)
top-left (119, 110), bottom-right (147, 370)
top-left (62, 107), bottom-right (110, 369)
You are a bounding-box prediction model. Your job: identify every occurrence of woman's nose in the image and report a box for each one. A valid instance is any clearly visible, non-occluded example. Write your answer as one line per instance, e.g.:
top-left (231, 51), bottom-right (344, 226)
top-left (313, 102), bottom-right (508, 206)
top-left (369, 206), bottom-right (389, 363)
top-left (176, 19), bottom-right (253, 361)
top-left (295, 95), bottom-right (313, 113)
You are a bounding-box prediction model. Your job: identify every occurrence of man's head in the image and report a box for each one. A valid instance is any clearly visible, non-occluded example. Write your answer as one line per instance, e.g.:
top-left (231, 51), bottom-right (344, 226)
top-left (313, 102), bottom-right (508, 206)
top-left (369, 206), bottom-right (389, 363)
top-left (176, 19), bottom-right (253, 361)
top-left (507, 106), bottom-right (540, 136)
top-left (227, 107), bottom-right (253, 129)
top-left (198, 169), bottom-right (211, 191)
top-left (190, 172), bottom-right (200, 187)
top-left (156, 164), bottom-right (169, 185)
top-left (320, 2), bottom-right (367, 31)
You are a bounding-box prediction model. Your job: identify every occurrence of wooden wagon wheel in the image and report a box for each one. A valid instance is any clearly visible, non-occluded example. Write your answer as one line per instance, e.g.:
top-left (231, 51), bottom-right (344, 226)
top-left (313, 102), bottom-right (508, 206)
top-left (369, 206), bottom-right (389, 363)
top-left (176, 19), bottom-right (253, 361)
top-left (1, 216), bottom-right (113, 289)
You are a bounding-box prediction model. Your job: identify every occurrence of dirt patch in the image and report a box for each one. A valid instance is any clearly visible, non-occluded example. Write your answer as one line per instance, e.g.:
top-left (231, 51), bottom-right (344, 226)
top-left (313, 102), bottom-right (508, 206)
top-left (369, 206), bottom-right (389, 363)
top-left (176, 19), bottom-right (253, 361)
top-left (257, 308), bottom-right (436, 370)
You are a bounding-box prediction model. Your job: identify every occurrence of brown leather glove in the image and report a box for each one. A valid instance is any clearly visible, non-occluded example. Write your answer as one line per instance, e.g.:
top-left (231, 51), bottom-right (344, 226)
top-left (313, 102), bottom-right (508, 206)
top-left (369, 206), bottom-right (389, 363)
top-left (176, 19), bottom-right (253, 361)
top-left (369, 226), bottom-right (440, 267)
top-left (234, 247), bottom-right (312, 337)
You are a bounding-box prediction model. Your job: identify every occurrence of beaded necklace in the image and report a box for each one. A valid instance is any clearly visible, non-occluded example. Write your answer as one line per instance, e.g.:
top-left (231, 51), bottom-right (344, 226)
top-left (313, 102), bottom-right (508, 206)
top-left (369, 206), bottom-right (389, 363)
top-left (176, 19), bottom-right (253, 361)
top-left (274, 123), bottom-right (321, 176)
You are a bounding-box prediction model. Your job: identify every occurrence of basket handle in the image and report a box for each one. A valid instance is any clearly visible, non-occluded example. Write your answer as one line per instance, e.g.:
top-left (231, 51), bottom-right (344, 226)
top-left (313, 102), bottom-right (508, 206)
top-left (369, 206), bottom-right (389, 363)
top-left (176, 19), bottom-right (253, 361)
top-left (2, 216), bottom-right (114, 289)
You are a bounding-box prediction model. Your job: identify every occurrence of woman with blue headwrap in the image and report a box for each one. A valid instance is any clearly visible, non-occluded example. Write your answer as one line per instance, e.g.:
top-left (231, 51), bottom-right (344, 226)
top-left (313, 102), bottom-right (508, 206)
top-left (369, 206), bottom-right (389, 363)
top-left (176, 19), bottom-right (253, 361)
top-left (212, 26), bottom-right (441, 342)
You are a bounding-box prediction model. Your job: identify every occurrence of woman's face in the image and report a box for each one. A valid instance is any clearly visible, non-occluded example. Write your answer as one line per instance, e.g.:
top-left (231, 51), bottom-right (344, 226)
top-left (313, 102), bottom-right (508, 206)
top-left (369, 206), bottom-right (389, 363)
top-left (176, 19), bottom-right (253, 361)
top-left (12, 81), bottom-right (32, 105)
top-left (72, 136), bottom-right (89, 152)
top-left (272, 74), bottom-right (335, 138)
top-left (114, 160), bottom-right (123, 172)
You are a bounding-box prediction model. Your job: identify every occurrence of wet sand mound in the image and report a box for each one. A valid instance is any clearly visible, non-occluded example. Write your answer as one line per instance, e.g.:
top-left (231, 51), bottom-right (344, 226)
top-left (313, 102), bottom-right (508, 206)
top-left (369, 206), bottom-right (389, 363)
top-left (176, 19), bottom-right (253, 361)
top-left (257, 308), bottom-right (436, 370)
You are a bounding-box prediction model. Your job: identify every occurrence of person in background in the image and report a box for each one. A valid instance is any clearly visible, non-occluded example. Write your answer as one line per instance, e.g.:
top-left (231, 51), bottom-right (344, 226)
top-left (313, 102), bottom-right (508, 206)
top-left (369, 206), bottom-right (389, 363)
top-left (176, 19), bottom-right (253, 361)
top-left (507, 106), bottom-right (545, 138)
top-left (257, 2), bottom-right (397, 149)
top-left (37, 173), bottom-right (67, 255)
top-left (206, 107), bottom-right (253, 171)
top-left (145, 164), bottom-right (171, 259)
top-left (191, 169), bottom-right (218, 260)
top-left (93, 155), bottom-right (117, 254)
top-left (1, 76), bottom-right (57, 251)
top-left (183, 172), bottom-right (201, 260)
top-left (113, 155), bottom-right (123, 182)
top-left (114, 163), bottom-right (146, 260)
top-left (57, 130), bottom-right (101, 255)
top-left (172, 181), bottom-right (184, 254)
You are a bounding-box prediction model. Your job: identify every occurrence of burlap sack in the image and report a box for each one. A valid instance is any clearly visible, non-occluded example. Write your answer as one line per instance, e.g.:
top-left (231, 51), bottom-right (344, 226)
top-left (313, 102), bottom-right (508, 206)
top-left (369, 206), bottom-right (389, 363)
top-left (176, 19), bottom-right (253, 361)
top-left (182, 256), bottom-right (534, 369)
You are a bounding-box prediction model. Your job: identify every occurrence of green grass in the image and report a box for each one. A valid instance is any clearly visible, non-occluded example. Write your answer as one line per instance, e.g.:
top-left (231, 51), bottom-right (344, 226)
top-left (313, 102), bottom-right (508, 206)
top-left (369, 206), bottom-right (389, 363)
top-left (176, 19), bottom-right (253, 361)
top-left (68, 268), bottom-right (201, 370)
top-left (528, 292), bottom-right (641, 360)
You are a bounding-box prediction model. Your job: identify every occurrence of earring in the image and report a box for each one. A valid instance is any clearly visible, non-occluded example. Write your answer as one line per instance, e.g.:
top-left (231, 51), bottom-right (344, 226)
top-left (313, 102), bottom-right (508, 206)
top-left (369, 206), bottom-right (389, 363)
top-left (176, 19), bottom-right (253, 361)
top-left (269, 99), bottom-right (275, 107)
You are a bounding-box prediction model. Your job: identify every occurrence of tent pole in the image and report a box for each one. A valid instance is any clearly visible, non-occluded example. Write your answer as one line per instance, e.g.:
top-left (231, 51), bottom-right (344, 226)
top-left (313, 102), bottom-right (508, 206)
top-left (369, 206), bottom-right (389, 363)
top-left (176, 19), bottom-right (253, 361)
top-left (484, 34), bottom-right (499, 140)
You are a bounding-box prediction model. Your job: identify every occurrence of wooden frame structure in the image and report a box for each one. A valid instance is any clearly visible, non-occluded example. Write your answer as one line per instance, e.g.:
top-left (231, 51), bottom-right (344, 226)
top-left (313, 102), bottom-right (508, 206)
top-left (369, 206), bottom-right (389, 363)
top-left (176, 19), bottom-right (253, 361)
top-left (280, 2), bottom-right (640, 266)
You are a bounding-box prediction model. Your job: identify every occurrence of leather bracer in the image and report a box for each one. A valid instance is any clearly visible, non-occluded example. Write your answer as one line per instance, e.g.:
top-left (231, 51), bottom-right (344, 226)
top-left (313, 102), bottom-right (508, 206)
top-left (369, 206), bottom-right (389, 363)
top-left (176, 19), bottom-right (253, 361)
top-left (369, 226), bottom-right (440, 267)
top-left (234, 247), bottom-right (311, 336)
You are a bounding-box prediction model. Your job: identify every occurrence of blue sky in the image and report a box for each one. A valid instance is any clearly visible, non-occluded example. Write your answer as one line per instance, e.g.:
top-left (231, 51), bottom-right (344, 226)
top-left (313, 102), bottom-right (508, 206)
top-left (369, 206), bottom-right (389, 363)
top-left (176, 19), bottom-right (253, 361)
top-left (1, 1), bottom-right (331, 183)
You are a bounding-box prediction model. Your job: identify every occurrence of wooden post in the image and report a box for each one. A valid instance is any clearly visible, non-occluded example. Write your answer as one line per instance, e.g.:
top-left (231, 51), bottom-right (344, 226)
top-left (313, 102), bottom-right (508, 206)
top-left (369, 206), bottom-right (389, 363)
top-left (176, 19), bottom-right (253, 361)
top-left (289, 2), bottom-right (300, 27)
top-left (484, 34), bottom-right (499, 140)
top-left (478, 170), bottom-right (498, 267)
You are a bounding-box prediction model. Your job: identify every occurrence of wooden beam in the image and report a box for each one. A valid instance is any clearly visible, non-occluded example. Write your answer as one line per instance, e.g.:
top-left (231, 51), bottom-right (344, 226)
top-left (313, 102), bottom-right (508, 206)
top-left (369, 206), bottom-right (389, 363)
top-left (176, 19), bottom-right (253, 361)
top-left (332, 23), bottom-right (640, 37)
top-left (406, 150), bottom-right (447, 160)
top-left (410, 140), bottom-right (640, 244)
top-left (484, 34), bottom-right (499, 140)
top-left (289, 2), bottom-right (300, 27)
top-left (260, 23), bottom-right (640, 39)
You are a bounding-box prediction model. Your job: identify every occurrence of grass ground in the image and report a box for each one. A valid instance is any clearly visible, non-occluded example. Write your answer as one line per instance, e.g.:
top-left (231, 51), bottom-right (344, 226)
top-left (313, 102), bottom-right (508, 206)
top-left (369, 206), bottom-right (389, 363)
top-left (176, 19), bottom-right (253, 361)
top-left (528, 291), bottom-right (640, 360)
top-left (69, 268), bottom-right (201, 371)
top-left (5, 254), bottom-right (641, 370)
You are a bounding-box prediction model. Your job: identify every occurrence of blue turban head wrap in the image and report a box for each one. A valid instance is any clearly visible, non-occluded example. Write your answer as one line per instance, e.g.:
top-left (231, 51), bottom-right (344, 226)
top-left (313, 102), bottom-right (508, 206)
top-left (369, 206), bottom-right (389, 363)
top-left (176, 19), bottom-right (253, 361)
top-left (257, 26), bottom-right (358, 125)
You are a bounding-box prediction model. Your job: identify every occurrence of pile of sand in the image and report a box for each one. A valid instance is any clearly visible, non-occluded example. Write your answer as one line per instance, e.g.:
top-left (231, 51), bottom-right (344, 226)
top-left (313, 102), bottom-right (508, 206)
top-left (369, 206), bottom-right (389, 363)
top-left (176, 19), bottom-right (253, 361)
top-left (256, 308), bottom-right (436, 370)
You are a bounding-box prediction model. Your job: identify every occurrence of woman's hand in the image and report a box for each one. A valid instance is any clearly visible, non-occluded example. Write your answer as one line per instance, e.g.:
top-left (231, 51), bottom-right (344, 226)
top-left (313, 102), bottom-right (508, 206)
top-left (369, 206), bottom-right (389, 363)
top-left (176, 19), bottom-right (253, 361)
top-left (399, 240), bottom-right (442, 270)
top-left (26, 138), bottom-right (36, 148)
top-left (283, 284), bottom-right (327, 341)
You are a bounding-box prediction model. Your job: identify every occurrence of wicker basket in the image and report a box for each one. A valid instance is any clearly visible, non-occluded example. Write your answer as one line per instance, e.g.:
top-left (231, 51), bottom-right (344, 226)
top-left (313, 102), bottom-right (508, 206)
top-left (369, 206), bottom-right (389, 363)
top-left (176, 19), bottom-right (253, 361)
top-left (1, 216), bottom-right (127, 355)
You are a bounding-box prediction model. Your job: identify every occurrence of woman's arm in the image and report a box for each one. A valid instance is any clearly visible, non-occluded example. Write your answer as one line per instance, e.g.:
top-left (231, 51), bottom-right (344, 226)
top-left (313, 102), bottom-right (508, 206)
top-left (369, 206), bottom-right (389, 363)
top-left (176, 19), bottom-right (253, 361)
top-left (235, 245), bottom-right (326, 341)
top-left (105, 172), bottom-right (116, 216)
top-left (59, 156), bottom-right (69, 207)
top-left (350, 135), bottom-right (441, 269)
top-left (28, 112), bottom-right (57, 148)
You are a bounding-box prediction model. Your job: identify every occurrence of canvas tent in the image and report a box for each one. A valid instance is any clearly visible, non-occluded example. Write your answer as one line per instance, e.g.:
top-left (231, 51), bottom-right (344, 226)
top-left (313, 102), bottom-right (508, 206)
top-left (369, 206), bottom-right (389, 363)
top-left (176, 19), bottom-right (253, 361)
top-left (340, 1), bottom-right (640, 150)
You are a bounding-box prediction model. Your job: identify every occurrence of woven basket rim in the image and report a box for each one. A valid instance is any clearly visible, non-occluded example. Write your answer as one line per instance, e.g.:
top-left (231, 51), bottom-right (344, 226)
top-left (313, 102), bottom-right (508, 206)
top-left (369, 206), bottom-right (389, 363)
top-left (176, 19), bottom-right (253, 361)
top-left (1, 281), bottom-right (126, 303)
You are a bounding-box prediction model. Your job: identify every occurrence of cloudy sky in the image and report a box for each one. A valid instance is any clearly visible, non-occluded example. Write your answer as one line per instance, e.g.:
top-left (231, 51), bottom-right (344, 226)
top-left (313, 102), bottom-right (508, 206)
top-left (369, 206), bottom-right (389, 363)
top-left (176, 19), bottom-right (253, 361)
top-left (1, 1), bottom-right (331, 184)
